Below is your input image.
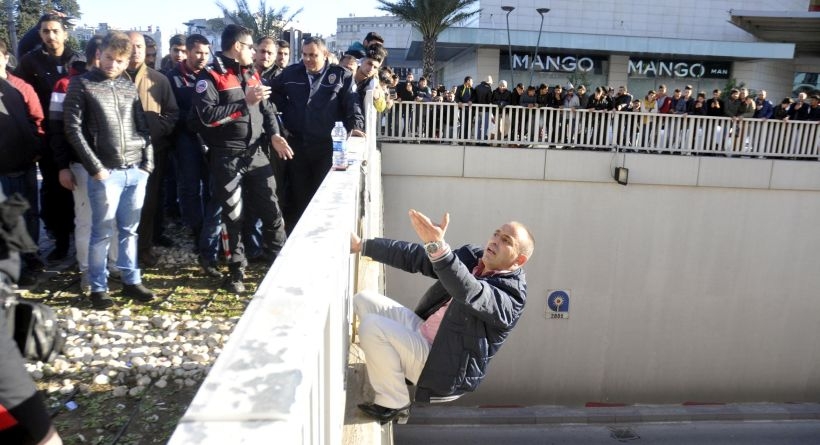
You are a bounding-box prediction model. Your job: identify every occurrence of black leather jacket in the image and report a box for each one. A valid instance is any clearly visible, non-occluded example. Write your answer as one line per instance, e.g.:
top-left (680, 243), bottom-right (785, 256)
top-left (63, 69), bottom-right (153, 176)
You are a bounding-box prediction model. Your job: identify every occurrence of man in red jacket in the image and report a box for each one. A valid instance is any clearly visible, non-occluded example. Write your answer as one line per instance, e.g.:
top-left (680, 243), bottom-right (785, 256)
top-left (15, 14), bottom-right (85, 263)
top-left (0, 38), bottom-right (45, 286)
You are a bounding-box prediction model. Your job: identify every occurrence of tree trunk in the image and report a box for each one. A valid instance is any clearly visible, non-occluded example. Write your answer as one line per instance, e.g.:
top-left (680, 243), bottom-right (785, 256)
top-left (422, 37), bottom-right (436, 85)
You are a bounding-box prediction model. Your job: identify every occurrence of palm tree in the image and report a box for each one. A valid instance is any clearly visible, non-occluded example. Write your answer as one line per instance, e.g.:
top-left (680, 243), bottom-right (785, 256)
top-left (377, 0), bottom-right (479, 82)
top-left (216, 0), bottom-right (302, 41)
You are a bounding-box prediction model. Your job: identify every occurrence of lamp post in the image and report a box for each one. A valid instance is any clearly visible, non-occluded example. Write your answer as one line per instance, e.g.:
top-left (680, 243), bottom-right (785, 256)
top-left (529, 8), bottom-right (550, 88)
top-left (502, 6), bottom-right (515, 88)
top-left (5, 0), bottom-right (18, 58)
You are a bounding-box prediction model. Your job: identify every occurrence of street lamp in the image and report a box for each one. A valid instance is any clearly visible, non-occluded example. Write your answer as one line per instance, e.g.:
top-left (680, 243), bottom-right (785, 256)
top-left (502, 6), bottom-right (515, 88)
top-left (529, 8), bottom-right (550, 88)
top-left (5, 0), bottom-right (18, 58)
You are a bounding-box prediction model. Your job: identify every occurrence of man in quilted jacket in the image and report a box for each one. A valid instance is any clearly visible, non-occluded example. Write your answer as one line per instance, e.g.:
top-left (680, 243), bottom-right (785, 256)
top-left (63, 31), bottom-right (155, 309)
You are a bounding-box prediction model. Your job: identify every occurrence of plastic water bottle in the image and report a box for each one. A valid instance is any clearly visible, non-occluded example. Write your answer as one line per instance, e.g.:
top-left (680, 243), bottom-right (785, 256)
top-left (332, 121), bottom-right (347, 171)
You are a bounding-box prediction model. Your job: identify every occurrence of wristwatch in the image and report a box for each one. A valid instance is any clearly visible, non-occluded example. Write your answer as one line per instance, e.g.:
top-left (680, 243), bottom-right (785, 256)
top-left (424, 240), bottom-right (444, 255)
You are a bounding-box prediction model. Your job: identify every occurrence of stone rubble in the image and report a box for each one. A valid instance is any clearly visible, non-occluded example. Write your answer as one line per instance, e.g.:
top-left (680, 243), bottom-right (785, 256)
top-left (26, 307), bottom-right (240, 398)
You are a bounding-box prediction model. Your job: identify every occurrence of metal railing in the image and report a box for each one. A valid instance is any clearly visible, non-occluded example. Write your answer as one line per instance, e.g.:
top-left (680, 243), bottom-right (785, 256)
top-left (378, 102), bottom-right (820, 158)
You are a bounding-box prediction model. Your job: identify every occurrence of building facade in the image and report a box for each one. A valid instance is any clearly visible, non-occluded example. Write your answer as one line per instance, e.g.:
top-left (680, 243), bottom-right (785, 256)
top-left (369, 0), bottom-right (820, 100)
top-left (336, 14), bottom-right (420, 76)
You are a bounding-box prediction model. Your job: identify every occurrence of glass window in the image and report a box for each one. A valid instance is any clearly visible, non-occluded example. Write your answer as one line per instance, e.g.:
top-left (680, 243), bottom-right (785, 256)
top-left (793, 72), bottom-right (820, 97)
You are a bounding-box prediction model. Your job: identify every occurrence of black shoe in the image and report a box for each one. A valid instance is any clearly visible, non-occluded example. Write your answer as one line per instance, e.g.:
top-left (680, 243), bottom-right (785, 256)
top-left (90, 291), bottom-right (114, 309)
top-left (139, 250), bottom-right (159, 268)
top-left (221, 265), bottom-right (245, 293)
top-left (17, 269), bottom-right (38, 287)
top-left (357, 403), bottom-right (409, 424)
top-left (155, 234), bottom-right (175, 248)
top-left (198, 256), bottom-right (222, 278)
top-left (122, 283), bottom-right (155, 302)
top-left (22, 253), bottom-right (45, 272)
top-left (47, 245), bottom-right (69, 262)
top-left (221, 275), bottom-right (245, 293)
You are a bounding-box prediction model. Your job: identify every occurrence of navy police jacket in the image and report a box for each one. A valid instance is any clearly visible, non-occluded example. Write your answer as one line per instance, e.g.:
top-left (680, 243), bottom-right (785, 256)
top-left (362, 238), bottom-right (527, 400)
top-left (271, 61), bottom-right (364, 149)
top-left (167, 61), bottom-right (201, 134)
top-left (190, 53), bottom-right (279, 152)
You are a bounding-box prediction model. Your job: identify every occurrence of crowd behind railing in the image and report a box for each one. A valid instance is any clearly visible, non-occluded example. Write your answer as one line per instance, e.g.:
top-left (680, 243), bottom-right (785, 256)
top-left (376, 78), bottom-right (820, 159)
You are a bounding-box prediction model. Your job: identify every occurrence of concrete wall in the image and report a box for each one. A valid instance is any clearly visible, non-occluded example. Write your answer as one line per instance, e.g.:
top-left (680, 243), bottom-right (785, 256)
top-left (378, 143), bottom-right (820, 406)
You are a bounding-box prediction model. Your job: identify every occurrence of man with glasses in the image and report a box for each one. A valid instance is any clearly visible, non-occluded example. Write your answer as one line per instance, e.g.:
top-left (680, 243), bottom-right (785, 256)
top-left (191, 25), bottom-right (291, 293)
top-left (271, 36), bottom-right (364, 232)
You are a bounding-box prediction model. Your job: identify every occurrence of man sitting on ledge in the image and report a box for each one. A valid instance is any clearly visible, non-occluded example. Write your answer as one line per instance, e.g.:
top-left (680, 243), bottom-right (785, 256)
top-left (351, 209), bottom-right (534, 423)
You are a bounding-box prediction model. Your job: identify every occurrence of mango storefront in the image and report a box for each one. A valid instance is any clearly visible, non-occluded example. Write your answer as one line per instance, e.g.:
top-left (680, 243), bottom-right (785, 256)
top-left (495, 51), bottom-right (736, 97)
top-left (407, 24), bottom-right (809, 102)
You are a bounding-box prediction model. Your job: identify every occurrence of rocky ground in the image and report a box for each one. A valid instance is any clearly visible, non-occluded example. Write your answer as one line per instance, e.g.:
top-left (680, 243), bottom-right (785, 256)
top-left (15, 222), bottom-right (265, 445)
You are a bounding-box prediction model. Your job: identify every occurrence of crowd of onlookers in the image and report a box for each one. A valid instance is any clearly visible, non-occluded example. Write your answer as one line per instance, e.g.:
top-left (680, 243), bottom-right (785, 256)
top-left (1, 14), bottom-right (379, 306)
top-left (381, 74), bottom-right (820, 120)
top-left (2, 12), bottom-right (819, 302)
top-left (375, 72), bottom-right (820, 143)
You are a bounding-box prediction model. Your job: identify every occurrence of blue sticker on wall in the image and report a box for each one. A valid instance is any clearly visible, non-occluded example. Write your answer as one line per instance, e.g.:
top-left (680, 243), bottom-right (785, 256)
top-left (546, 289), bottom-right (570, 319)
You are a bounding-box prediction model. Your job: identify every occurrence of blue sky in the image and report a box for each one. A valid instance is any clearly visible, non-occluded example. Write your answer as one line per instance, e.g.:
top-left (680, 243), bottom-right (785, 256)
top-left (78, 0), bottom-right (384, 39)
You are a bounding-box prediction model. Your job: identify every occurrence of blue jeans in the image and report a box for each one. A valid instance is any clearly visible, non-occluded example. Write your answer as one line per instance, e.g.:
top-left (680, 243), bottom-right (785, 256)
top-left (88, 166), bottom-right (148, 292)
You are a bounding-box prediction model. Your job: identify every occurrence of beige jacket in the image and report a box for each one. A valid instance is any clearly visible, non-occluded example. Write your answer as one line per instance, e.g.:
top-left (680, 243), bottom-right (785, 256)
top-left (130, 64), bottom-right (178, 152)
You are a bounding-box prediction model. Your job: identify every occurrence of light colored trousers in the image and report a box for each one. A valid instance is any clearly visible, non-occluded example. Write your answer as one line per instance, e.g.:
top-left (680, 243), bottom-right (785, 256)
top-left (354, 290), bottom-right (431, 409)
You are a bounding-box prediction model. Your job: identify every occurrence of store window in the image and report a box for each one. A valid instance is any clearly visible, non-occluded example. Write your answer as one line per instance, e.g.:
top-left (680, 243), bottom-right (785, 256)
top-left (793, 72), bottom-right (820, 97)
top-left (499, 51), bottom-right (609, 89)
top-left (627, 58), bottom-right (731, 98)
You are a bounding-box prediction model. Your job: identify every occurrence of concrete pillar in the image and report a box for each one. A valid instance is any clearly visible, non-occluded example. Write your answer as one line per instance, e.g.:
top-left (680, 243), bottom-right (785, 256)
top-left (732, 59), bottom-right (795, 103)
top-left (477, 47), bottom-right (501, 85)
top-left (608, 55), bottom-right (630, 88)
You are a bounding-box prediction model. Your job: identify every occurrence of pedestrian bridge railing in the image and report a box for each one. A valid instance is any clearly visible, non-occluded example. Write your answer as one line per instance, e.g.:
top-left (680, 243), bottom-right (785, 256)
top-left (378, 102), bottom-right (820, 159)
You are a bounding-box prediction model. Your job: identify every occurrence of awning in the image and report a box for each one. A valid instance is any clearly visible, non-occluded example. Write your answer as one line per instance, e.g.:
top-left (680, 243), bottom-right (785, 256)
top-left (729, 10), bottom-right (820, 56)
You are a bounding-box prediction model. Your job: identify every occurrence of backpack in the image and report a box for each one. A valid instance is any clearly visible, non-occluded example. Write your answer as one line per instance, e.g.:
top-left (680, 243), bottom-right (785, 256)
top-left (2, 295), bottom-right (66, 363)
top-left (0, 192), bottom-right (62, 363)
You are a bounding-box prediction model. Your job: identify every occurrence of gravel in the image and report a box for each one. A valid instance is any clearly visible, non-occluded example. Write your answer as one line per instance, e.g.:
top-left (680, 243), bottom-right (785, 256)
top-left (26, 306), bottom-right (240, 397)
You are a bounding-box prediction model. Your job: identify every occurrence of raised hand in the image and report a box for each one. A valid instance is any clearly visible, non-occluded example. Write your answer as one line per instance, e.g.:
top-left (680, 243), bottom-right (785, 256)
top-left (408, 209), bottom-right (449, 243)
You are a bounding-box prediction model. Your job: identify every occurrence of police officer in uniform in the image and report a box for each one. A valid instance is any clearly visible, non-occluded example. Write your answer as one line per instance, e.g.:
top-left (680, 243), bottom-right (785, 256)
top-left (190, 25), bottom-right (291, 293)
top-left (271, 36), bottom-right (364, 233)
